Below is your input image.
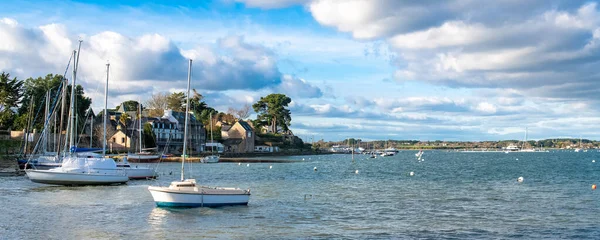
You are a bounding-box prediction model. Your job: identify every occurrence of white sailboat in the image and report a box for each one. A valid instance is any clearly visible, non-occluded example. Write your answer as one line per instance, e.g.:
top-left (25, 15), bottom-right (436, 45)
top-left (26, 48), bottom-right (128, 185)
top-left (201, 112), bottom-right (219, 163)
top-left (127, 101), bottom-right (161, 162)
top-left (148, 59), bottom-right (250, 207)
top-left (118, 99), bottom-right (158, 179)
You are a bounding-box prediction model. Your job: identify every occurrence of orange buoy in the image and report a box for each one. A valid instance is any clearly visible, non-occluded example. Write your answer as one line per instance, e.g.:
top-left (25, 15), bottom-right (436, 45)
top-left (593, 184), bottom-right (597, 190)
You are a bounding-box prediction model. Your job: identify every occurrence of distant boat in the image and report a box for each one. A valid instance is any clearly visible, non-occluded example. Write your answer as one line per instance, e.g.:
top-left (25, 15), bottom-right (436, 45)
top-left (127, 102), bottom-right (160, 162)
top-left (201, 112), bottom-right (219, 164)
top-left (148, 60), bottom-right (250, 207)
top-left (118, 157), bottom-right (157, 179)
top-left (415, 150), bottom-right (423, 160)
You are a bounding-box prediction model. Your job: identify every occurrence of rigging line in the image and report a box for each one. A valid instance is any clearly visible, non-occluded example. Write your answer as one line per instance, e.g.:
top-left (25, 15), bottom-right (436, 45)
top-left (74, 63), bottom-right (106, 148)
top-left (26, 82), bottom-right (65, 163)
top-left (151, 133), bottom-right (172, 182)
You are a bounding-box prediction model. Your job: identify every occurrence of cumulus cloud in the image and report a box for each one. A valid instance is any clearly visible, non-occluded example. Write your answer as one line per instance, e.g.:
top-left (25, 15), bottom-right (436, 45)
top-left (276, 74), bottom-right (322, 98)
top-left (0, 19), bottom-right (324, 110)
top-left (307, 1), bottom-right (600, 101)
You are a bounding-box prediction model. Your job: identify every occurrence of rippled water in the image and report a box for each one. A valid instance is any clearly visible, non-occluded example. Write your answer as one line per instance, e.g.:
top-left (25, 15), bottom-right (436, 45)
top-left (2, 151), bottom-right (600, 239)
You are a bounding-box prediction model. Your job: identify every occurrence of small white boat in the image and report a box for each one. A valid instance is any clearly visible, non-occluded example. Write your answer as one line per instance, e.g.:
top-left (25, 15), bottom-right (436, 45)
top-left (117, 157), bottom-right (157, 179)
top-left (148, 60), bottom-right (249, 208)
top-left (201, 112), bottom-right (219, 164)
top-left (201, 155), bottom-right (219, 163)
top-left (148, 179), bottom-right (250, 207)
top-left (127, 152), bottom-right (161, 162)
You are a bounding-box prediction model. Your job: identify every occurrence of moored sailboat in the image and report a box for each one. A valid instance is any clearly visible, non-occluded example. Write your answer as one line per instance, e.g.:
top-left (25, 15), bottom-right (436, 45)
top-left (148, 59), bottom-right (250, 207)
top-left (26, 51), bottom-right (128, 186)
top-left (201, 112), bottom-right (219, 163)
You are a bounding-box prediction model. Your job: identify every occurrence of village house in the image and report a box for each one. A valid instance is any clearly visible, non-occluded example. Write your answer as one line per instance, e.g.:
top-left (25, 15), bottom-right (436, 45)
top-left (145, 109), bottom-right (206, 154)
top-left (221, 120), bottom-right (255, 153)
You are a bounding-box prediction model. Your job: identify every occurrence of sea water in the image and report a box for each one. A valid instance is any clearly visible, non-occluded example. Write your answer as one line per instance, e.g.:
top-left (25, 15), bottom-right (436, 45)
top-left (1, 151), bottom-right (600, 239)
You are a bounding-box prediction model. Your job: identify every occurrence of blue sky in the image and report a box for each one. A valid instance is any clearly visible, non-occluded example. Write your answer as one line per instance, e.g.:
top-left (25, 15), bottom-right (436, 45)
top-left (1, 0), bottom-right (600, 142)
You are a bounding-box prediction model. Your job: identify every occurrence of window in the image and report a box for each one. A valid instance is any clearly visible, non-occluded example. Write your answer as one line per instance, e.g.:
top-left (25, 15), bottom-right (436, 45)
top-left (248, 132), bottom-right (252, 137)
top-left (112, 138), bottom-right (116, 143)
top-left (121, 137), bottom-right (125, 143)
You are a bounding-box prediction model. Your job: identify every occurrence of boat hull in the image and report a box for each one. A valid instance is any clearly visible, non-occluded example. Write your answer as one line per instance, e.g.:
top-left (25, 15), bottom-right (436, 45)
top-left (122, 167), bottom-right (157, 179)
top-left (148, 186), bottom-right (250, 208)
top-left (127, 154), bottom-right (161, 163)
top-left (26, 170), bottom-right (129, 186)
top-left (201, 155), bottom-right (219, 163)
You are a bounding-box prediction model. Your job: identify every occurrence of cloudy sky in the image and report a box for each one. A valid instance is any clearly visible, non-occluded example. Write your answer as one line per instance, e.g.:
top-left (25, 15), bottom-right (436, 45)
top-left (2, 0), bottom-right (600, 142)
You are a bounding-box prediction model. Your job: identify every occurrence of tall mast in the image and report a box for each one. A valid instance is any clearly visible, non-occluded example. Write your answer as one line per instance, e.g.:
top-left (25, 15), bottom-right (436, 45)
top-left (181, 59), bottom-right (192, 181)
top-left (43, 91), bottom-right (50, 153)
top-left (57, 76), bottom-right (67, 154)
top-left (138, 99), bottom-right (142, 153)
top-left (68, 50), bottom-right (77, 151)
top-left (103, 63), bottom-right (109, 156)
top-left (210, 112), bottom-right (213, 154)
top-left (90, 114), bottom-right (93, 148)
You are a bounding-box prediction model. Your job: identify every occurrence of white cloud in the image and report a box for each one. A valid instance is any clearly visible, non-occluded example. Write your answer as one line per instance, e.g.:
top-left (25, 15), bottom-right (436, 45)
top-left (0, 19), bottom-right (324, 112)
top-left (474, 102), bottom-right (497, 114)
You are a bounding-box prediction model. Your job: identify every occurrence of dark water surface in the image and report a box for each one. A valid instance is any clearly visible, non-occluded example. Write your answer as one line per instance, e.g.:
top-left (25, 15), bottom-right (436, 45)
top-left (2, 151), bottom-right (600, 239)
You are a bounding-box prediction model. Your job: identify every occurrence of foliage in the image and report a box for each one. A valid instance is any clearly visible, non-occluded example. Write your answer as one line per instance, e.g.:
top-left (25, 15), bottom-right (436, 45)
top-left (252, 93), bottom-right (292, 133)
top-left (189, 89), bottom-right (217, 124)
top-left (142, 122), bottom-right (156, 148)
top-left (215, 112), bottom-right (236, 125)
top-left (120, 100), bottom-right (142, 112)
top-left (0, 72), bottom-right (23, 129)
top-left (167, 92), bottom-right (185, 111)
top-left (119, 112), bottom-right (130, 127)
top-left (146, 92), bottom-right (168, 117)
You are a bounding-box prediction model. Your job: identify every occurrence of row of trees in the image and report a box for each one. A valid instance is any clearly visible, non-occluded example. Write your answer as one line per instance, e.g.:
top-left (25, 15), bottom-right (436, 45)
top-left (0, 72), bottom-right (91, 132)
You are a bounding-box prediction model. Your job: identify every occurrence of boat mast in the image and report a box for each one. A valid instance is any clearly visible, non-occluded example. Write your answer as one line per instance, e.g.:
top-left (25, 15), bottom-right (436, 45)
top-left (90, 113), bottom-right (93, 148)
top-left (67, 40), bottom-right (82, 154)
top-left (68, 50), bottom-right (77, 152)
top-left (210, 112), bottom-right (213, 154)
top-left (138, 98), bottom-right (142, 153)
top-left (181, 59), bottom-right (192, 181)
top-left (43, 91), bottom-right (50, 153)
top-left (103, 63), bottom-right (109, 157)
top-left (57, 76), bottom-right (67, 154)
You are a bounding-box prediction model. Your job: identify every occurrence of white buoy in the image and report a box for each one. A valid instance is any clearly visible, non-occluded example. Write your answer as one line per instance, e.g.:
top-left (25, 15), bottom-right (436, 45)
top-left (593, 160), bottom-right (596, 163)
top-left (314, 167), bottom-right (317, 171)
top-left (355, 170), bottom-right (359, 174)
top-left (303, 158), bottom-right (305, 161)
top-left (247, 163), bottom-right (250, 167)
top-left (409, 171), bottom-right (415, 176)
top-left (517, 176), bottom-right (524, 183)
top-left (238, 162), bottom-right (241, 166)
top-left (269, 165), bottom-right (273, 169)
top-left (516, 158), bottom-right (519, 160)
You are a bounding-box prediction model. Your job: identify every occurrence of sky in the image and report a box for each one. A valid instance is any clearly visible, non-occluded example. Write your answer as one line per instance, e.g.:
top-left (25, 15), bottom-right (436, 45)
top-left (1, 0), bottom-right (600, 142)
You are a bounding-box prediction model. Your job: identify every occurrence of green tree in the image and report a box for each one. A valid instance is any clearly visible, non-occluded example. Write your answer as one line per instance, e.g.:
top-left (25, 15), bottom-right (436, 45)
top-left (0, 72), bottom-right (23, 129)
top-left (119, 112), bottom-right (130, 127)
top-left (189, 89), bottom-right (217, 124)
top-left (252, 93), bottom-right (292, 133)
top-left (120, 100), bottom-right (141, 112)
top-left (167, 92), bottom-right (185, 111)
top-left (142, 122), bottom-right (156, 148)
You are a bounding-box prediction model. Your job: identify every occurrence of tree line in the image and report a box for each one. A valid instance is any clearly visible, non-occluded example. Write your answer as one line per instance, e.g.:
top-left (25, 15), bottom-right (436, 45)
top-left (0, 72), bottom-right (90, 132)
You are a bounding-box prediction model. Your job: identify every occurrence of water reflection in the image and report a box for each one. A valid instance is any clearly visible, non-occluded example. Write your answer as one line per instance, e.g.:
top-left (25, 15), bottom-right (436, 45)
top-left (147, 207), bottom-right (169, 228)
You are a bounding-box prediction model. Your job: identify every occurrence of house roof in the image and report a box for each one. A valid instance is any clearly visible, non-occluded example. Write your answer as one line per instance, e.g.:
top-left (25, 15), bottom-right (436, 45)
top-left (237, 120), bottom-right (253, 132)
top-left (221, 124), bottom-right (232, 131)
